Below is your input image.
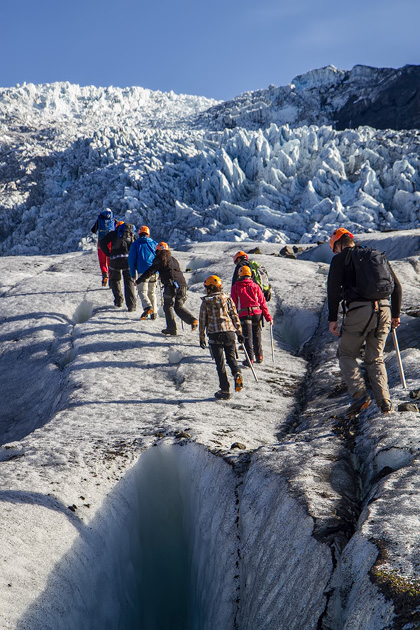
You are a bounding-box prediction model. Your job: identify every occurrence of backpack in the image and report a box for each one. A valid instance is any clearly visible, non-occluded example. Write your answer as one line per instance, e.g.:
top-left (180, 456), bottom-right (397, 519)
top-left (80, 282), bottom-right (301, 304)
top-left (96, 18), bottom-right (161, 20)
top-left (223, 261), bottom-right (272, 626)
top-left (248, 260), bottom-right (272, 301)
top-left (115, 223), bottom-right (136, 253)
top-left (97, 209), bottom-right (115, 240)
top-left (345, 246), bottom-right (394, 300)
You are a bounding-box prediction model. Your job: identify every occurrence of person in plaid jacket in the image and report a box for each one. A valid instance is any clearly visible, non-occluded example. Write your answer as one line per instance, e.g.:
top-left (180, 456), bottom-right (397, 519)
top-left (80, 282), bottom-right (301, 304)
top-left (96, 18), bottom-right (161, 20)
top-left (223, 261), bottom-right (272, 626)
top-left (199, 275), bottom-right (244, 400)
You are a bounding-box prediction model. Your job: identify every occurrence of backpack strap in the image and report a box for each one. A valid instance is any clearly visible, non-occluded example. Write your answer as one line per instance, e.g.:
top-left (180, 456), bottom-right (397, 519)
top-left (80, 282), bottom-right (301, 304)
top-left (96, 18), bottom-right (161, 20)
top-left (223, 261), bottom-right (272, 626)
top-left (344, 247), bottom-right (353, 266)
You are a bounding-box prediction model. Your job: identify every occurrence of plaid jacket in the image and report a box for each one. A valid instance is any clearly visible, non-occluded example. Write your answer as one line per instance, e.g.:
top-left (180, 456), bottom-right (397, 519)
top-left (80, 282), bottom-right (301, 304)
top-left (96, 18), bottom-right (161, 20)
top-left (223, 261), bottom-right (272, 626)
top-left (199, 292), bottom-right (242, 344)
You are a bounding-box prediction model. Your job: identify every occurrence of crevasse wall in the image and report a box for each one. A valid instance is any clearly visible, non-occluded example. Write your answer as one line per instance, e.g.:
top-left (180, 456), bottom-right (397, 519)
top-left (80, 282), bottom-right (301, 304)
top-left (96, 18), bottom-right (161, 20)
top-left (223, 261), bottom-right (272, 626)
top-left (17, 443), bottom-right (239, 630)
top-left (238, 450), bottom-right (333, 629)
top-left (17, 442), bottom-right (337, 630)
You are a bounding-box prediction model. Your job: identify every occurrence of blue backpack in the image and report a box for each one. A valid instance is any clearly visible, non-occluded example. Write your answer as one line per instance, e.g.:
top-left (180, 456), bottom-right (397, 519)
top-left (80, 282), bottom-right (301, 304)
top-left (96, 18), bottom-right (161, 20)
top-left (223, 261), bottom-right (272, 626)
top-left (97, 209), bottom-right (115, 240)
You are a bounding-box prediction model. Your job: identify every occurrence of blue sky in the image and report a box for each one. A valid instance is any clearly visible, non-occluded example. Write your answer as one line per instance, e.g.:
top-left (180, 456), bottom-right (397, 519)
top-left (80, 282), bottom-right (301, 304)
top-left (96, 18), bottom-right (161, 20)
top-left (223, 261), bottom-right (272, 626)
top-left (1, 0), bottom-right (419, 101)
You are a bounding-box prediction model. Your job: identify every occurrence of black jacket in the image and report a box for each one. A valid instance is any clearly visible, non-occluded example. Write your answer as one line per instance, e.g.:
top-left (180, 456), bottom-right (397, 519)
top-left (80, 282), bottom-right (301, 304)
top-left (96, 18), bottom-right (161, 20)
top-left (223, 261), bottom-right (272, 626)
top-left (138, 254), bottom-right (187, 288)
top-left (231, 260), bottom-right (250, 287)
top-left (328, 245), bottom-right (402, 321)
top-left (99, 225), bottom-right (136, 269)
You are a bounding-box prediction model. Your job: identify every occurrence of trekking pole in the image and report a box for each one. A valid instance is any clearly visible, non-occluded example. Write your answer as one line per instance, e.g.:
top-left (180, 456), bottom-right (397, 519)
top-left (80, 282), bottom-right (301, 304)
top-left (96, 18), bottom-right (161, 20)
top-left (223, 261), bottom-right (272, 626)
top-left (241, 345), bottom-right (258, 383)
top-left (392, 328), bottom-right (407, 389)
top-left (270, 323), bottom-right (275, 363)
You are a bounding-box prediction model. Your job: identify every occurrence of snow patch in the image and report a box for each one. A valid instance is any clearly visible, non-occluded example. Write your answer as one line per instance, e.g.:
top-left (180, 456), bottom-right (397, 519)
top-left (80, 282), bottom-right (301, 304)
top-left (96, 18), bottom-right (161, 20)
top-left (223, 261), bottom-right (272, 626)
top-left (374, 447), bottom-right (414, 475)
top-left (72, 300), bottom-right (93, 324)
top-left (275, 307), bottom-right (320, 351)
top-left (168, 349), bottom-right (184, 364)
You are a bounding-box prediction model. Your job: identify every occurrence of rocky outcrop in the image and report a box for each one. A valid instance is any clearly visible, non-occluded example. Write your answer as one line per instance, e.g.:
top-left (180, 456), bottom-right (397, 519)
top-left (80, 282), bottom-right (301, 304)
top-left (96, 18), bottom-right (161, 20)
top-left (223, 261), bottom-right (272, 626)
top-left (335, 65), bottom-right (420, 130)
top-left (202, 64), bottom-right (420, 132)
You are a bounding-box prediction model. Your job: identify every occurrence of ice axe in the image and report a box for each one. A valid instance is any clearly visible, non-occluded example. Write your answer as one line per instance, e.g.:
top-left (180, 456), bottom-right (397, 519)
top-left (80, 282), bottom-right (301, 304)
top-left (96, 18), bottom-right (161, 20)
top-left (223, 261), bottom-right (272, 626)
top-left (270, 322), bottom-right (275, 363)
top-left (241, 345), bottom-right (258, 383)
top-left (392, 328), bottom-right (407, 389)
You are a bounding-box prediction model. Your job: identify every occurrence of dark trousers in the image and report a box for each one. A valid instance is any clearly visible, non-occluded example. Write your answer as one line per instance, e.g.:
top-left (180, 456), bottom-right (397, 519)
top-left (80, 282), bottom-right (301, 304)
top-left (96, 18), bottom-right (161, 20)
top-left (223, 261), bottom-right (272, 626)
top-left (209, 332), bottom-right (241, 392)
top-left (109, 267), bottom-right (137, 310)
top-left (163, 285), bottom-right (195, 332)
top-left (240, 314), bottom-right (262, 361)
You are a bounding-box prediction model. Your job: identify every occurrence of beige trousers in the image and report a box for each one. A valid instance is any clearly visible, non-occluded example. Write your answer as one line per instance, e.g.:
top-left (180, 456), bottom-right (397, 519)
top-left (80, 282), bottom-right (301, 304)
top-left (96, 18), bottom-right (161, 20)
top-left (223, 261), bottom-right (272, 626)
top-left (338, 300), bottom-right (391, 404)
top-left (137, 274), bottom-right (157, 312)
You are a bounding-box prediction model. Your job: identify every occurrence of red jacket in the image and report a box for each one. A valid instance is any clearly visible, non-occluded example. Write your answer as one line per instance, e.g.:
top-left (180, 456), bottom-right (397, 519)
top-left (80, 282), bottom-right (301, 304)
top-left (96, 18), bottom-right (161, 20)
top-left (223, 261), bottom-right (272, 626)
top-left (231, 278), bottom-right (272, 321)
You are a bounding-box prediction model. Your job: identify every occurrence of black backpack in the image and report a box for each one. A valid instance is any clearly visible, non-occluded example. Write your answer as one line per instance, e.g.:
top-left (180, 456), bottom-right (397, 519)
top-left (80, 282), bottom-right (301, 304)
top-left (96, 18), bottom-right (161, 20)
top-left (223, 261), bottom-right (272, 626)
top-left (345, 246), bottom-right (394, 300)
top-left (115, 223), bottom-right (136, 253)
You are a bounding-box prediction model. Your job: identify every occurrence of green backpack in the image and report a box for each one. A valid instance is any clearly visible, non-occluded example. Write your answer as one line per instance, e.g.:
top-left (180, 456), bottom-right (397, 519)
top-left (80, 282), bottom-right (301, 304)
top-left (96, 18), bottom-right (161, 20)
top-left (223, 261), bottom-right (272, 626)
top-left (248, 260), bottom-right (272, 301)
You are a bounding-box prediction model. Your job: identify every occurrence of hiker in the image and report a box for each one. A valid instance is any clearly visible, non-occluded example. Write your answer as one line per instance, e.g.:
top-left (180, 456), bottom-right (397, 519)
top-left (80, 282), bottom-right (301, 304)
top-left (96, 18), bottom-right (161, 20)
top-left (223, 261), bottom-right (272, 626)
top-left (231, 265), bottom-right (273, 365)
top-left (136, 242), bottom-right (197, 336)
top-left (199, 275), bottom-right (244, 400)
top-left (232, 251), bottom-right (272, 301)
top-left (99, 222), bottom-right (137, 312)
top-left (128, 225), bottom-right (158, 320)
top-left (91, 208), bottom-right (116, 286)
top-left (328, 227), bottom-right (402, 415)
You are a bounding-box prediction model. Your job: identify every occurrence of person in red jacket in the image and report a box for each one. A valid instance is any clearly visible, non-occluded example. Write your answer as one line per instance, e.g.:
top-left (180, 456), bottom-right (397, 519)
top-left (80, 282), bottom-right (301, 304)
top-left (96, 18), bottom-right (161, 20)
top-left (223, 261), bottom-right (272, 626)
top-left (231, 265), bottom-right (273, 365)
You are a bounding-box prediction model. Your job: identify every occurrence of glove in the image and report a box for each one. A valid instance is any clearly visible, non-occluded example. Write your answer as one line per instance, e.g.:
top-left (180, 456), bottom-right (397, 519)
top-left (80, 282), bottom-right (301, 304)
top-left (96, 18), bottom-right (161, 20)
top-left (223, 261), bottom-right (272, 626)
top-left (237, 334), bottom-right (245, 344)
top-left (135, 276), bottom-right (143, 286)
top-left (200, 340), bottom-right (207, 349)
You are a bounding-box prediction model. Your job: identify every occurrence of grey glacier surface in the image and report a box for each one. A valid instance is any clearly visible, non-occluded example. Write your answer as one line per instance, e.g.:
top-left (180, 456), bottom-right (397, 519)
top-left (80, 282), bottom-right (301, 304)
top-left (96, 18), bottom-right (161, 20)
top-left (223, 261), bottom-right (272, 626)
top-left (0, 235), bottom-right (419, 629)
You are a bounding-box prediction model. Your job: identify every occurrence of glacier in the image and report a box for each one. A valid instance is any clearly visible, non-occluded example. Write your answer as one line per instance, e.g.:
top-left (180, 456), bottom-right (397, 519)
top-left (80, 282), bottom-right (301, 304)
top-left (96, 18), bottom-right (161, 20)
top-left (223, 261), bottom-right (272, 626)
top-left (0, 66), bottom-right (419, 629)
top-left (1, 67), bottom-right (419, 256)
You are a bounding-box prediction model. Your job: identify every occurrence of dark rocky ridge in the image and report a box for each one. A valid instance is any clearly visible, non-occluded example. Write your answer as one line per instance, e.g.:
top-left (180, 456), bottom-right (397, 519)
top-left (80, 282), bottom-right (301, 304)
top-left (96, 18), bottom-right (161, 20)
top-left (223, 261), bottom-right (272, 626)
top-left (335, 65), bottom-right (420, 130)
top-left (201, 64), bottom-right (420, 132)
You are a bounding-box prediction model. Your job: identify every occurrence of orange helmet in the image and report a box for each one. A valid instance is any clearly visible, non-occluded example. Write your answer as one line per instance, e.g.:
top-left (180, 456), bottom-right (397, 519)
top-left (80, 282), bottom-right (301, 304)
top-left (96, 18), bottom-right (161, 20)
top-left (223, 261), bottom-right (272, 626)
top-left (329, 227), bottom-right (354, 251)
top-left (204, 275), bottom-right (222, 290)
top-left (238, 265), bottom-right (252, 278)
top-left (233, 251), bottom-right (248, 264)
top-left (138, 225), bottom-right (150, 236)
top-left (156, 241), bottom-right (169, 250)
top-left (116, 220), bottom-right (124, 227)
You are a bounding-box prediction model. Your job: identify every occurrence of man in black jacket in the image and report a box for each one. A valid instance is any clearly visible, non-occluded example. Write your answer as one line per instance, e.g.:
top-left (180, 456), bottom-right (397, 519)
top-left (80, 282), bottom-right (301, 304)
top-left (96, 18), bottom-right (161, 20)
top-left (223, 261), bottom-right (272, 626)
top-left (137, 242), bottom-right (197, 335)
top-left (327, 228), bottom-right (402, 416)
top-left (100, 222), bottom-right (137, 311)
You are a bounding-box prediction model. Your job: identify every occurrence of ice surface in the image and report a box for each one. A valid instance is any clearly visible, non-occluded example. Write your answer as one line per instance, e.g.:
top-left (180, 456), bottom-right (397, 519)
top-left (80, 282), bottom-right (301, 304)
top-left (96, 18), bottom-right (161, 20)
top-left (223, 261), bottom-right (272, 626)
top-left (0, 235), bottom-right (419, 628)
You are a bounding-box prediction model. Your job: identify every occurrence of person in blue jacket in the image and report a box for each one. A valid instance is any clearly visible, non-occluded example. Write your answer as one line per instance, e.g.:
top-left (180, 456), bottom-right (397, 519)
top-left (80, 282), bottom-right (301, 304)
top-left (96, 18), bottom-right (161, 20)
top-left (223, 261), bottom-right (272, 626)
top-left (128, 225), bottom-right (159, 319)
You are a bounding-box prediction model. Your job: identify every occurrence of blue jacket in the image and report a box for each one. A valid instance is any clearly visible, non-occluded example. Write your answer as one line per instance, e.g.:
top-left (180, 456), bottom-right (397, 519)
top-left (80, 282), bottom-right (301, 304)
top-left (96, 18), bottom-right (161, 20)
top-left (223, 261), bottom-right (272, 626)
top-left (128, 237), bottom-right (158, 277)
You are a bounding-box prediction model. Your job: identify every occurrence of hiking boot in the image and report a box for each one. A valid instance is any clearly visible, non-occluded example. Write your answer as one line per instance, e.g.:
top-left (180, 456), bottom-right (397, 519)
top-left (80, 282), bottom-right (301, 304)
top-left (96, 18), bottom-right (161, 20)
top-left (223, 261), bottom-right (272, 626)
top-left (191, 319), bottom-right (198, 331)
top-left (256, 355), bottom-right (263, 364)
top-left (114, 301), bottom-right (123, 308)
top-left (151, 313), bottom-right (158, 320)
top-left (128, 307), bottom-right (137, 312)
top-left (379, 399), bottom-right (392, 414)
top-left (345, 394), bottom-right (371, 418)
top-left (242, 359), bottom-right (254, 368)
top-left (234, 373), bottom-right (243, 392)
top-left (215, 390), bottom-right (231, 400)
top-left (141, 307), bottom-right (153, 320)
top-left (102, 274), bottom-right (108, 287)
top-left (162, 328), bottom-right (177, 336)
